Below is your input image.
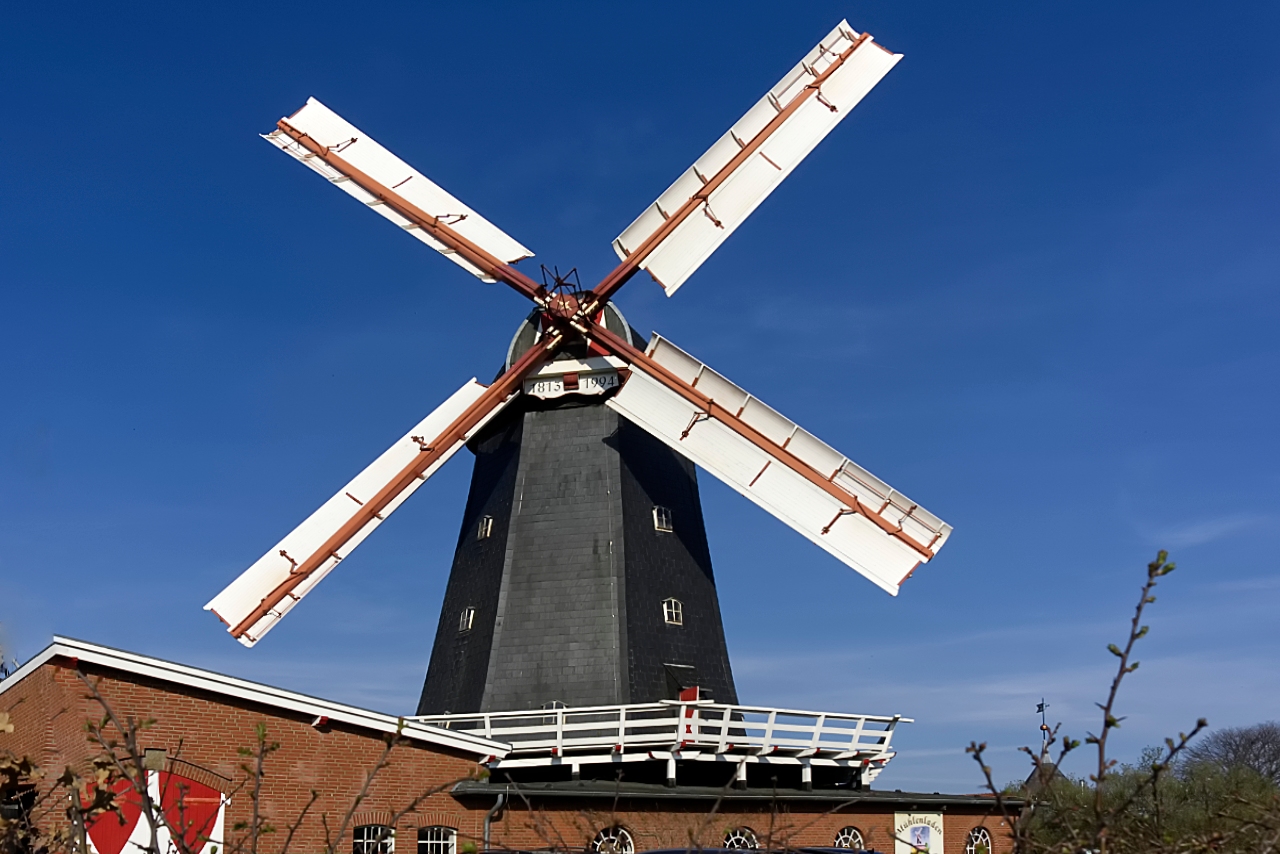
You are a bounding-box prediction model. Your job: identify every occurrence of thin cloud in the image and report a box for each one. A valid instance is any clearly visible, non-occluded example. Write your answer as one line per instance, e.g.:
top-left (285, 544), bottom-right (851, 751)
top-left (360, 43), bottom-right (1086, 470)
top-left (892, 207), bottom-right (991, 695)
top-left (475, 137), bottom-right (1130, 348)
top-left (1210, 575), bottom-right (1280, 593)
top-left (1142, 512), bottom-right (1272, 548)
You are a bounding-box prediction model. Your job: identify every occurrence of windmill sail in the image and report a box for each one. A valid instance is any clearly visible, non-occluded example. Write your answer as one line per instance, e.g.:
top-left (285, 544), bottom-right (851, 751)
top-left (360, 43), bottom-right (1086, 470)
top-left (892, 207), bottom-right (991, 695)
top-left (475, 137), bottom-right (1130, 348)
top-left (605, 335), bottom-right (950, 594)
top-left (263, 98), bottom-right (534, 283)
top-left (206, 379), bottom-right (519, 646)
top-left (611, 21), bottom-right (900, 297)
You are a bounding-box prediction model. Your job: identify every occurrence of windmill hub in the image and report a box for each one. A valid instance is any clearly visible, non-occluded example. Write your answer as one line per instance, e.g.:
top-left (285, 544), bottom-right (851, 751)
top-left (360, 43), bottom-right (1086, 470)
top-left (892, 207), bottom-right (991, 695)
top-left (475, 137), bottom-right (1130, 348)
top-left (544, 291), bottom-right (582, 319)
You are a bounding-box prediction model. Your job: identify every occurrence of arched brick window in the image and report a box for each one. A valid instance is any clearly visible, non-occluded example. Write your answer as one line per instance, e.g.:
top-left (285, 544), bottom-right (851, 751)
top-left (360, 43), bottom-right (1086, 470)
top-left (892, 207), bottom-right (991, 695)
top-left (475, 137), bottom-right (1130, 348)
top-left (353, 825), bottom-right (394, 854)
top-left (965, 826), bottom-right (993, 854)
top-left (834, 826), bottom-right (865, 849)
top-left (417, 826), bottom-right (456, 854)
top-left (590, 826), bottom-right (634, 854)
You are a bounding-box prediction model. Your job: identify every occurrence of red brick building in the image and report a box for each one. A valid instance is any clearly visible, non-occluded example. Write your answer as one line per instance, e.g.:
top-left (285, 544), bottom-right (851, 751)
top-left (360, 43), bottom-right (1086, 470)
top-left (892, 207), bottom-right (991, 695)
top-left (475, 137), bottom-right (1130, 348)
top-left (1, 638), bottom-right (1012, 854)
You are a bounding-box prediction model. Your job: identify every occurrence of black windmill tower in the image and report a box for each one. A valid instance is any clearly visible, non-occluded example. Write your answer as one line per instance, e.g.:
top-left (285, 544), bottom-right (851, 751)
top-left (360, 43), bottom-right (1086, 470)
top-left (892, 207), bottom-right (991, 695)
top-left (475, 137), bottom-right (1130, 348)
top-left (206, 22), bottom-right (952, 715)
top-left (418, 267), bottom-right (735, 714)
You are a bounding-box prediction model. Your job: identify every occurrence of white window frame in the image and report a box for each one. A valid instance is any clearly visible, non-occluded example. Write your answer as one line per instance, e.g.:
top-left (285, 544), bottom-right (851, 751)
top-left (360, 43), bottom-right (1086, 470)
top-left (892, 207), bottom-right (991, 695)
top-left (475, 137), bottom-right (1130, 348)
top-left (417, 826), bottom-right (456, 854)
top-left (652, 505), bottom-right (673, 532)
top-left (590, 826), bottom-right (634, 854)
top-left (353, 825), bottom-right (394, 854)
top-left (662, 598), bottom-right (683, 626)
top-left (964, 827), bottom-right (993, 854)
top-left (458, 606), bottom-right (475, 633)
top-left (834, 826), bottom-right (865, 849)
top-left (477, 515), bottom-right (494, 540)
top-left (723, 827), bottom-right (758, 850)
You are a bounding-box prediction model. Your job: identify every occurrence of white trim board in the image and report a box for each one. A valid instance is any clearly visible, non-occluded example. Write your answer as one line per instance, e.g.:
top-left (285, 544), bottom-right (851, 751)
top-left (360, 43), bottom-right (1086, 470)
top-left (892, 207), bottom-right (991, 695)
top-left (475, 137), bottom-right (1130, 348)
top-left (0, 636), bottom-right (510, 759)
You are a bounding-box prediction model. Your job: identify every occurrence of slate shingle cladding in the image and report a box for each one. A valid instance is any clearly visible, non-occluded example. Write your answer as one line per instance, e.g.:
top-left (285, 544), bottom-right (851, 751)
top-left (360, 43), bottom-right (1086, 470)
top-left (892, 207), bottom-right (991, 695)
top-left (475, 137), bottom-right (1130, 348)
top-left (416, 395), bottom-right (737, 714)
top-left (615, 418), bottom-right (736, 705)
top-left (417, 414), bottom-right (522, 715)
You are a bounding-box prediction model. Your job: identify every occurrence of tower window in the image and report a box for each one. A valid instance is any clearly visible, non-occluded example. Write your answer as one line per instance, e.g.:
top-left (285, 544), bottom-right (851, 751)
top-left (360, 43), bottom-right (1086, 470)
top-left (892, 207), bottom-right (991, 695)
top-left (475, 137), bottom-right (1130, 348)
top-left (458, 606), bottom-right (475, 633)
top-left (662, 598), bottom-right (683, 626)
top-left (477, 515), bottom-right (494, 540)
top-left (652, 505), bottom-right (673, 532)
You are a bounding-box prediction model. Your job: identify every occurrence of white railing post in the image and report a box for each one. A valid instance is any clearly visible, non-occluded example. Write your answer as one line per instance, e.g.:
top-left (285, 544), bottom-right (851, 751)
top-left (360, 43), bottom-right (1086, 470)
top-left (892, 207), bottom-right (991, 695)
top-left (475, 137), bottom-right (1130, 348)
top-left (811, 713), bottom-right (826, 749)
top-left (882, 714), bottom-right (899, 752)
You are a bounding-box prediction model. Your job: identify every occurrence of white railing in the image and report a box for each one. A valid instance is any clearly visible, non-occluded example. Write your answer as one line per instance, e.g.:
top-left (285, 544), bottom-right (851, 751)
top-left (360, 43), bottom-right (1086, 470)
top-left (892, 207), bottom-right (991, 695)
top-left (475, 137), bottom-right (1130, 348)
top-left (411, 701), bottom-right (907, 759)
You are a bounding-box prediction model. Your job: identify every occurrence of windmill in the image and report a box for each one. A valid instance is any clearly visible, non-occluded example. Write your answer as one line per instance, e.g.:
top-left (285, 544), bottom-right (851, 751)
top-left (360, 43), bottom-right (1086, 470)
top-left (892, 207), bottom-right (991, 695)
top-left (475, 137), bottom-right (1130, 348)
top-left (207, 21), bottom-right (953, 714)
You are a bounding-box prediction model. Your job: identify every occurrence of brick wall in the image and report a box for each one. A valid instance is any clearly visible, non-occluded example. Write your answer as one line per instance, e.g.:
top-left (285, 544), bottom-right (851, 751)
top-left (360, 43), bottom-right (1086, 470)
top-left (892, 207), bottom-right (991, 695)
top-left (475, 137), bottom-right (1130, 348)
top-left (484, 797), bottom-right (1013, 853)
top-left (2, 660), bottom-right (483, 853)
top-left (2, 659), bottom-right (1013, 854)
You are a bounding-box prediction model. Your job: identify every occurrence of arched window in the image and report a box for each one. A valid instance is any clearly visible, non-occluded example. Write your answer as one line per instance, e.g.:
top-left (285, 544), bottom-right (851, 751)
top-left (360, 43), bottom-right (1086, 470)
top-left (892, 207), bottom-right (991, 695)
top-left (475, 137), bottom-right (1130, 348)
top-left (723, 827), bottom-right (758, 850)
top-left (590, 826), bottom-right (634, 854)
top-left (662, 598), bottom-right (683, 625)
top-left (964, 827), bottom-right (993, 854)
top-left (417, 826), bottom-right (456, 854)
top-left (834, 826), bottom-right (865, 849)
top-left (652, 505), bottom-right (673, 532)
top-left (353, 825), bottom-right (394, 854)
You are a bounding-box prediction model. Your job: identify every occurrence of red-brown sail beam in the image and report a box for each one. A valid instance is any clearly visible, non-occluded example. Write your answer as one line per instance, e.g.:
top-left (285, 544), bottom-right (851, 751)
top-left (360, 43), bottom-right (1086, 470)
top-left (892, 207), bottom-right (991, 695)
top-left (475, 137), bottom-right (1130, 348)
top-left (583, 32), bottom-right (872, 311)
top-left (227, 335), bottom-right (560, 641)
top-left (276, 120), bottom-right (548, 306)
top-left (580, 320), bottom-right (935, 561)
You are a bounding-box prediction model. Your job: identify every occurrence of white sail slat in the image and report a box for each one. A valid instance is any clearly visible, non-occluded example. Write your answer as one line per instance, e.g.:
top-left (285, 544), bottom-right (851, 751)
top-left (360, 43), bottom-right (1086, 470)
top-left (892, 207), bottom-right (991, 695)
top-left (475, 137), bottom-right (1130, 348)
top-left (263, 98), bottom-right (534, 282)
top-left (205, 380), bottom-right (516, 646)
top-left (612, 21), bottom-right (901, 296)
top-left (605, 335), bottom-right (950, 594)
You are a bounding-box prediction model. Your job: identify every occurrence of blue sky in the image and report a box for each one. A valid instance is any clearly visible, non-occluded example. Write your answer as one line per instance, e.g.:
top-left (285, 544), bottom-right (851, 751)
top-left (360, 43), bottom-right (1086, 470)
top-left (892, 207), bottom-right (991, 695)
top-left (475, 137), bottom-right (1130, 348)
top-left (3, 2), bottom-right (1278, 792)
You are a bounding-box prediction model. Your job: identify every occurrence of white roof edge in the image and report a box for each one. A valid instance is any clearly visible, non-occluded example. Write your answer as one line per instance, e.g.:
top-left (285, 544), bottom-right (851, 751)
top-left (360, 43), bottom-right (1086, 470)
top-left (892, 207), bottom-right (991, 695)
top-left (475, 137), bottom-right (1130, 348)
top-left (0, 636), bottom-right (510, 758)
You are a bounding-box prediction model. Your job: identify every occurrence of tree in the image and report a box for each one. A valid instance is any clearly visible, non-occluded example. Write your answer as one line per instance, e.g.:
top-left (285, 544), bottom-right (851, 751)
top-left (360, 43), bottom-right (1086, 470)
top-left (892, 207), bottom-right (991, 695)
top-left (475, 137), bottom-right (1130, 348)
top-left (1183, 721), bottom-right (1280, 785)
top-left (969, 552), bottom-right (1280, 854)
